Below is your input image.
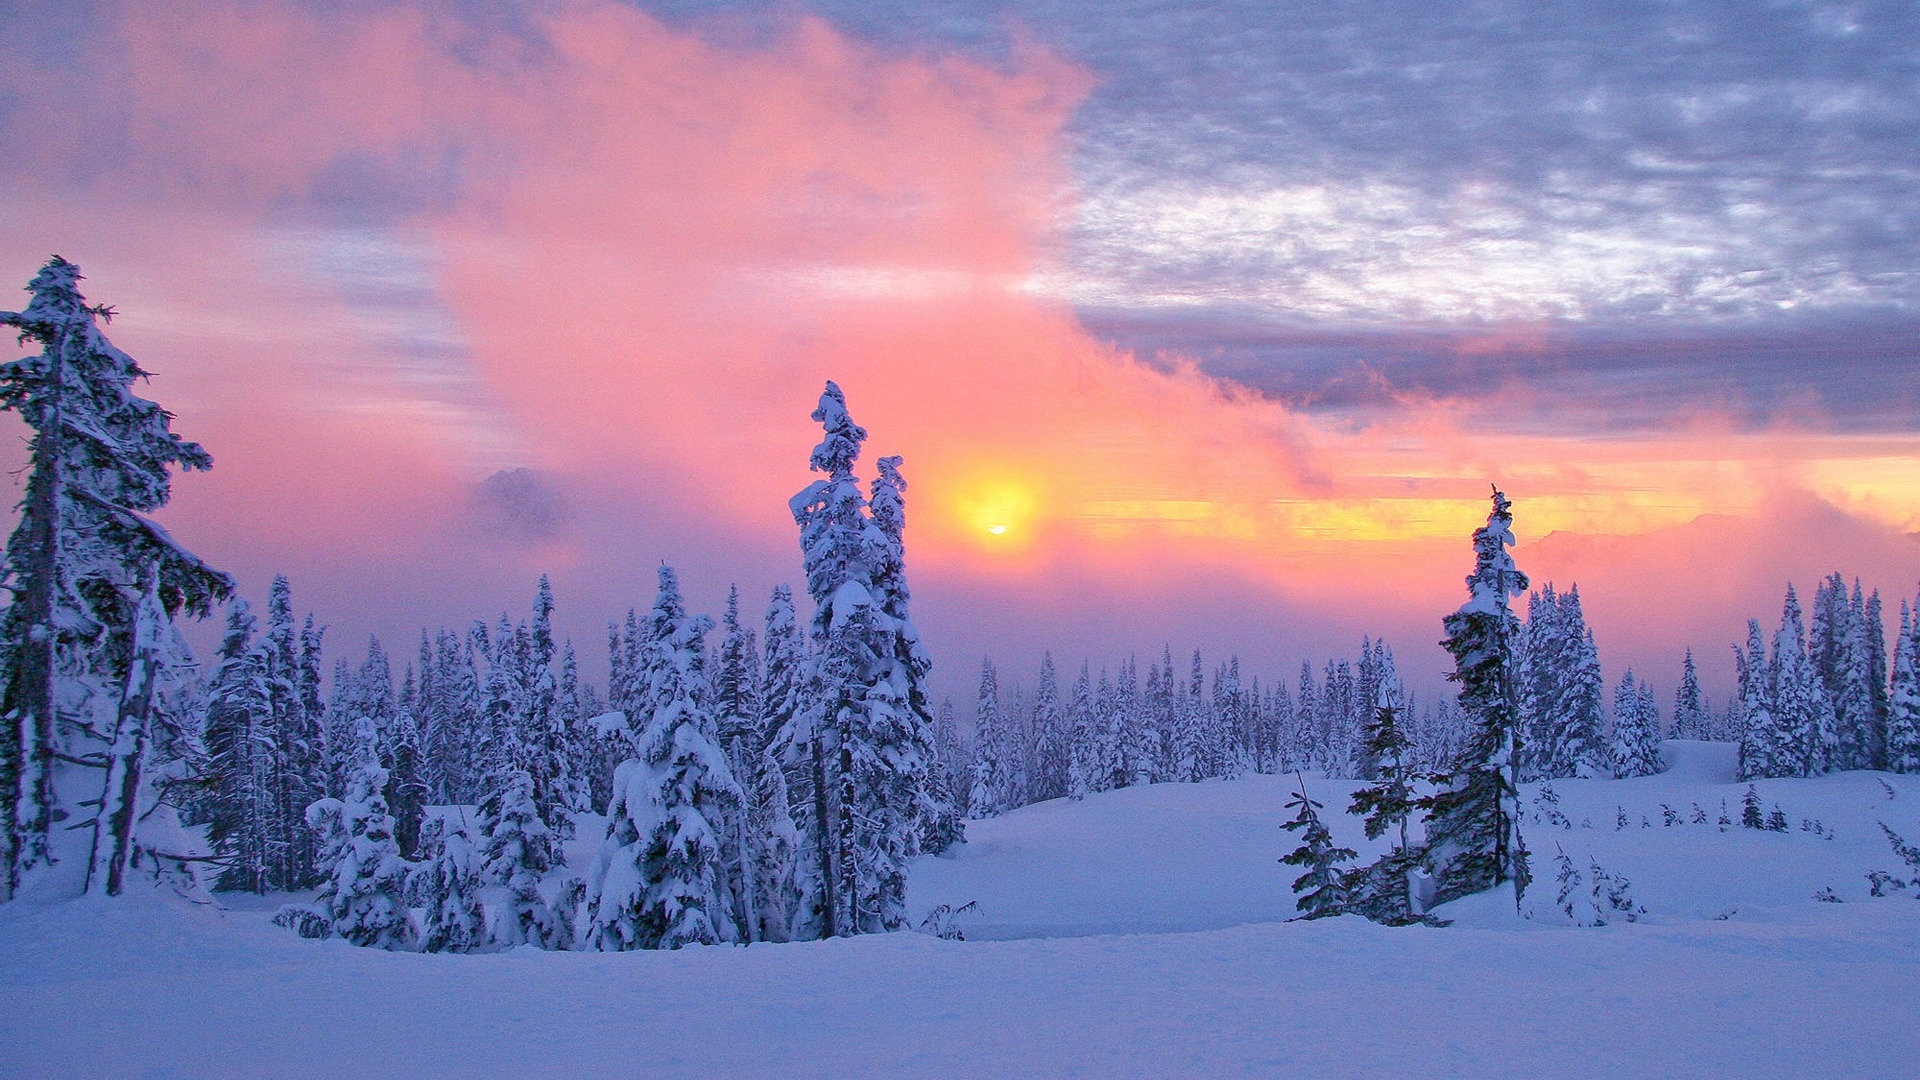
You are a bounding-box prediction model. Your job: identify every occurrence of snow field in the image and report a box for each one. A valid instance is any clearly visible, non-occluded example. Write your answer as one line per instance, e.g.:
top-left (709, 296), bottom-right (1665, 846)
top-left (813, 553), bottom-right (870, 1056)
top-left (5, 741), bottom-right (1919, 1078)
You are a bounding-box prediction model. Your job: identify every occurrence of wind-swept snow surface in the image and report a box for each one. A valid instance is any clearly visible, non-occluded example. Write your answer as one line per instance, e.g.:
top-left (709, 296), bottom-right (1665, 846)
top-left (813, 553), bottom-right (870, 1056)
top-left (6, 743), bottom-right (1920, 1078)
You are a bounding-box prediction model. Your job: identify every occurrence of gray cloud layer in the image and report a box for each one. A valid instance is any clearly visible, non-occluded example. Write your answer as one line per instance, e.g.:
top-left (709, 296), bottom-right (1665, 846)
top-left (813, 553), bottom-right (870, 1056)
top-left (644, 0), bottom-right (1920, 433)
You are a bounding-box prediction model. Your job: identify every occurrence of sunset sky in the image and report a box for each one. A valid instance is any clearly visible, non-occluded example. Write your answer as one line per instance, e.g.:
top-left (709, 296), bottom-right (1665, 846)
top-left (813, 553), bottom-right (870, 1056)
top-left (4, 0), bottom-right (1917, 708)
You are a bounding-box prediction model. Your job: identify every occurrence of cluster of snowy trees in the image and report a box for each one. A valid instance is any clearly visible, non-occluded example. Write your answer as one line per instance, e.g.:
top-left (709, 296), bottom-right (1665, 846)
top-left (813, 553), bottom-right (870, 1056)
top-left (1278, 488), bottom-right (1533, 921)
top-left (959, 640), bottom-right (1446, 818)
top-left (956, 577), bottom-right (1682, 819)
top-left (276, 383), bottom-right (963, 949)
top-left (0, 257), bottom-right (956, 952)
top-left (1736, 574), bottom-right (1920, 780)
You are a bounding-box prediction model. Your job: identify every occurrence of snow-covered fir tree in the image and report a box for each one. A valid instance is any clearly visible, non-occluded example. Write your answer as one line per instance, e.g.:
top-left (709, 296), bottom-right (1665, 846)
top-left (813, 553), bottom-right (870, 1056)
top-left (763, 584), bottom-right (832, 938)
top-left (0, 257), bottom-right (232, 899)
top-left (868, 454), bottom-right (961, 855)
top-left (1737, 619), bottom-right (1783, 780)
top-left (1610, 670), bottom-right (1663, 778)
top-left (519, 576), bottom-right (582, 838)
top-left (968, 659), bottom-right (1009, 819)
top-left (301, 719), bottom-right (416, 950)
top-left (1519, 584), bottom-right (1607, 780)
top-left (1028, 653), bottom-right (1068, 802)
top-left (1671, 649), bottom-right (1713, 741)
top-left (1280, 776), bottom-right (1354, 919)
top-left (477, 768), bottom-right (564, 949)
top-left (1888, 599), bottom-right (1920, 774)
top-left (1424, 488), bottom-right (1530, 907)
top-left (1345, 678), bottom-right (1424, 923)
top-left (1067, 662), bottom-right (1098, 801)
top-left (415, 815), bottom-right (485, 954)
top-left (584, 566), bottom-right (743, 950)
top-left (201, 598), bottom-right (296, 892)
top-left (786, 383), bottom-right (949, 934)
top-left (1771, 586), bottom-right (1836, 778)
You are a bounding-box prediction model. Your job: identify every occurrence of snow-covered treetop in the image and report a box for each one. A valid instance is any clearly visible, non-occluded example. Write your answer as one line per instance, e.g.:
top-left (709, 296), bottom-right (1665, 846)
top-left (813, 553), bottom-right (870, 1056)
top-left (808, 380), bottom-right (867, 480)
top-left (1458, 487), bottom-right (1529, 618)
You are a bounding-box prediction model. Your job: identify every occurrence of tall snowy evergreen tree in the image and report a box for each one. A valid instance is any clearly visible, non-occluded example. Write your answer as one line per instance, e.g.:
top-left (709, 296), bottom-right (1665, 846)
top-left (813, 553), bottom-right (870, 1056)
top-left (869, 454), bottom-right (961, 854)
top-left (1672, 649), bottom-right (1713, 740)
top-left (968, 659), bottom-right (1007, 819)
top-left (584, 566), bottom-right (742, 950)
top-left (0, 258), bottom-right (232, 898)
top-left (786, 382), bottom-right (945, 934)
top-left (202, 599), bottom-right (275, 892)
top-left (1346, 679), bottom-right (1423, 923)
top-left (415, 816), bottom-right (485, 954)
top-left (1772, 586), bottom-right (1835, 778)
top-left (1067, 662), bottom-right (1098, 801)
top-left (1423, 488), bottom-right (1530, 908)
top-left (1518, 584), bottom-right (1606, 779)
top-left (1888, 600), bottom-right (1920, 774)
top-left (265, 578), bottom-right (323, 887)
top-left (1610, 670), bottom-right (1663, 778)
top-left (1028, 653), bottom-right (1067, 802)
top-left (762, 584), bottom-right (829, 937)
top-left (302, 719), bottom-right (416, 950)
top-left (520, 576), bottom-right (581, 838)
top-left (476, 768), bottom-right (564, 948)
top-left (1737, 619), bottom-right (1783, 781)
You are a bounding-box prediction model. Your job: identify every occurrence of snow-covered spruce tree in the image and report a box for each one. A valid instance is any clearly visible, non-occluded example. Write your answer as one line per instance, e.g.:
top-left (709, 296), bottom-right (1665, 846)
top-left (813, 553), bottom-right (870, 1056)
top-left (1610, 670), bottom-right (1664, 778)
top-left (869, 455), bottom-right (961, 854)
top-left (421, 628), bottom-right (481, 803)
top-left (933, 699), bottom-right (970, 815)
top-left (265, 577), bottom-right (323, 888)
top-left (1771, 586), bottom-right (1836, 777)
top-left (584, 566), bottom-right (743, 950)
top-left (1737, 620), bottom-right (1783, 780)
top-left (415, 816), bottom-right (485, 954)
top-left (1812, 574), bottom-right (1881, 771)
top-left (1422, 488), bottom-right (1531, 908)
top-left (712, 585), bottom-right (763, 939)
top-left (1027, 653), bottom-right (1067, 802)
top-left (786, 382), bottom-right (945, 935)
top-left (1888, 601), bottom-right (1920, 774)
top-left (521, 576), bottom-right (582, 839)
top-left (1345, 679), bottom-right (1424, 924)
top-left (763, 583), bottom-right (831, 939)
top-left (0, 258), bottom-right (232, 899)
top-left (476, 767), bottom-right (563, 949)
top-left (1121, 656), bottom-right (1159, 788)
top-left (1067, 662), bottom-right (1098, 801)
top-left (201, 598), bottom-right (282, 892)
top-left (1672, 649), bottom-right (1713, 741)
top-left (1518, 584), bottom-right (1607, 780)
top-left (968, 659), bottom-right (1007, 819)
top-left (1280, 775), bottom-right (1354, 919)
top-left (303, 719), bottom-right (416, 949)
top-left (384, 707), bottom-right (431, 860)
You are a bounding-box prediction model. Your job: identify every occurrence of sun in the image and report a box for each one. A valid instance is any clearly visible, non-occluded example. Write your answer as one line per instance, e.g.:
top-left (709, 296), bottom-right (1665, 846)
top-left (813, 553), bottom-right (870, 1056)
top-left (952, 472), bottom-right (1040, 549)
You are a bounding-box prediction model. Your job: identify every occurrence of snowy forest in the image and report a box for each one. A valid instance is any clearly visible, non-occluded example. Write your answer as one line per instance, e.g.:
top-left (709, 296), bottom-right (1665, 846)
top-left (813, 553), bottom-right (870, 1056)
top-left (4, 257), bottom-right (1920, 1076)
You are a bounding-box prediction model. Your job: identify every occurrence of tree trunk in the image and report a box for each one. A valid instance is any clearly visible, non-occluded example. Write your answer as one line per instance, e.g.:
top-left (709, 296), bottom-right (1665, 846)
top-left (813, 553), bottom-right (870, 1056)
top-left (808, 721), bottom-right (836, 939)
top-left (3, 321), bottom-right (68, 898)
top-left (88, 574), bottom-right (163, 897)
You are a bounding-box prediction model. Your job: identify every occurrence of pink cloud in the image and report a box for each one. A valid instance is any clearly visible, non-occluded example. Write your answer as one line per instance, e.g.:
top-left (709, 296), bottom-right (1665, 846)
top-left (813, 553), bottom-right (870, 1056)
top-left (3, 2), bottom-right (1915, 705)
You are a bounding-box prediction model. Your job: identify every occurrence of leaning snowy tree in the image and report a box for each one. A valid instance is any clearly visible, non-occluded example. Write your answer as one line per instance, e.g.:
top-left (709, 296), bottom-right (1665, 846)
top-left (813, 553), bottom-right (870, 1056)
top-left (0, 257), bottom-right (232, 900)
top-left (1422, 487), bottom-right (1531, 909)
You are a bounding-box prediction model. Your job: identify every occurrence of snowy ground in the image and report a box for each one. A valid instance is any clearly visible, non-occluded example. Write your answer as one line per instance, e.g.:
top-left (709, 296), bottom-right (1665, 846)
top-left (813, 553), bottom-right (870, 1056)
top-left (6, 743), bottom-right (1920, 1078)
